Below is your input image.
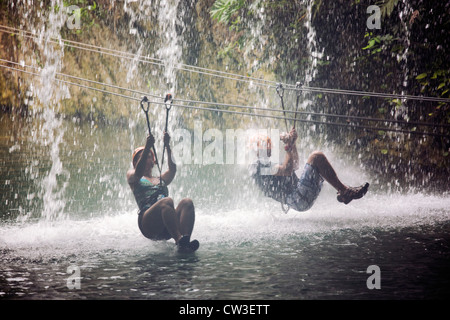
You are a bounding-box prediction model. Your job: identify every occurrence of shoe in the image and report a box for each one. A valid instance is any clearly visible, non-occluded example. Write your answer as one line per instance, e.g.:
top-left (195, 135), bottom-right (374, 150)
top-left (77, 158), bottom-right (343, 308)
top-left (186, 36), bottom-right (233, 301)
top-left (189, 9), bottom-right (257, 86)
top-left (188, 240), bottom-right (200, 252)
top-left (337, 183), bottom-right (369, 205)
top-left (177, 235), bottom-right (200, 253)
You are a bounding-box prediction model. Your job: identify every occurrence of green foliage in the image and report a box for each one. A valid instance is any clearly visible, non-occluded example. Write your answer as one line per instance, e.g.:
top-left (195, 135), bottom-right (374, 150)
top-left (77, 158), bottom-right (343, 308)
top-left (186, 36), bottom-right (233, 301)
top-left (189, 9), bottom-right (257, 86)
top-left (415, 69), bottom-right (450, 97)
top-left (60, 0), bottom-right (103, 35)
top-left (415, 70), bottom-right (450, 119)
top-left (217, 40), bottom-right (240, 60)
top-left (379, 0), bottom-right (401, 17)
top-left (210, 0), bottom-right (245, 25)
top-left (362, 32), bottom-right (397, 56)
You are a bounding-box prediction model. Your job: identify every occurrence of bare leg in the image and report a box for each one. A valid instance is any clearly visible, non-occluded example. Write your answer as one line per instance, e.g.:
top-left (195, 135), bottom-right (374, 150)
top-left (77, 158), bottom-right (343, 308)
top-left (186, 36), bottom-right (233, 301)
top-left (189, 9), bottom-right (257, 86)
top-left (307, 151), bottom-right (369, 204)
top-left (307, 151), bottom-right (346, 192)
top-left (140, 197), bottom-right (183, 243)
top-left (176, 198), bottom-right (199, 252)
top-left (176, 198), bottom-right (195, 237)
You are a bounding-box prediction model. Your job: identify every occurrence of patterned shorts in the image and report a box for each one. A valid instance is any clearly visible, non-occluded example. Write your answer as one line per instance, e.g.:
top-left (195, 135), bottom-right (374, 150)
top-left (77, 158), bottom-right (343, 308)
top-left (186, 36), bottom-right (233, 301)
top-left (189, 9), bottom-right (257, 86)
top-left (285, 163), bottom-right (324, 212)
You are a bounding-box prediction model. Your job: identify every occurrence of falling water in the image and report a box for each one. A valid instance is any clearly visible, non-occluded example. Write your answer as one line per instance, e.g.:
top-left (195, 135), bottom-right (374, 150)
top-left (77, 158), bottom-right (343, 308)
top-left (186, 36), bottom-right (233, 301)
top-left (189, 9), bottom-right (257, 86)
top-left (303, 0), bottom-right (324, 86)
top-left (39, 109), bottom-right (69, 221)
top-left (123, 0), bottom-right (185, 146)
top-left (122, 0), bottom-right (149, 84)
top-left (395, 0), bottom-right (413, 122)
top-left (156, 0), bottom-right (183, 93)
top-left (295, 0), bottom-right (325, 138)
top-left (245, 0), bottom-right (266, 73)
top-left (15, 0), bottom-right (70, 221)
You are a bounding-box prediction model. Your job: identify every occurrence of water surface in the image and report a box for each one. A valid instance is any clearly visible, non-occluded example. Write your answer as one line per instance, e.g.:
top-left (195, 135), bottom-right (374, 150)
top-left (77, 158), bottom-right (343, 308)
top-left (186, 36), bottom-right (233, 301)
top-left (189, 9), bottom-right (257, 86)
top-left (1, 115), bottom-right (449, 300)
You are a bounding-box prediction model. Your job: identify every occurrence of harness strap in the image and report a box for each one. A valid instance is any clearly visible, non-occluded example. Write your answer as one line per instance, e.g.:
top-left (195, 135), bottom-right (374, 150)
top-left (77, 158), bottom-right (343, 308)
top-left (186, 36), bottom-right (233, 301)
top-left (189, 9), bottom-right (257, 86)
top-left (276, 83), bottom-right (289, 132)
top-left (293, 81), bottom-right (302, 129)
top-left (160, 93), bottom-right (173, 176)
top-left (140, 96), bottom-right (162, 177)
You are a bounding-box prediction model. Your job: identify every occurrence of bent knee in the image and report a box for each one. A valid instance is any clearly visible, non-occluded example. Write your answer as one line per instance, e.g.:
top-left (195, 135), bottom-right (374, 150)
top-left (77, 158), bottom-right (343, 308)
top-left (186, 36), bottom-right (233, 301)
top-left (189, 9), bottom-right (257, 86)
top-left (159, 197), bottom-right (174, 208)
top-left (307, 151), bottom-right (326, 165)
top-left (178, 198), bottom-right (195, 210)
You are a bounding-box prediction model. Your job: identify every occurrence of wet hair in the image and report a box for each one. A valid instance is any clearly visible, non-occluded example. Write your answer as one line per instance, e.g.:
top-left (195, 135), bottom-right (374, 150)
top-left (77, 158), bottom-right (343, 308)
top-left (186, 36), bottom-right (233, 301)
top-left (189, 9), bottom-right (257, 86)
top-left (132, 147), bottom-right (144, 168)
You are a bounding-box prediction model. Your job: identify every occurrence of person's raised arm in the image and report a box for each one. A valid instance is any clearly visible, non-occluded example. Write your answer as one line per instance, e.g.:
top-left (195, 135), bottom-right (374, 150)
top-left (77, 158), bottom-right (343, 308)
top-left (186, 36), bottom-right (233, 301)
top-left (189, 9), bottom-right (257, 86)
top-left (161, 132), bottom-right (176, 185)
top-left (289, 128), bottom-right (299, 171)
top-left (127, 135), bottom-right (154, 185)
top-left (275, 128), bottom-right (299, 176)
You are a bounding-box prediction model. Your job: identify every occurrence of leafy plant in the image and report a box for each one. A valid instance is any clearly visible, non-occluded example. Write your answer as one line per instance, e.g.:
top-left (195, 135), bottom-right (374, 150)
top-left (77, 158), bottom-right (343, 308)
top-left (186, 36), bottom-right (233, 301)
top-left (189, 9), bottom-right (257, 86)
top-left (415, 70), bottom-right (450, 97)
top-left (415, 70), bottom-right (450, 120)
top-left (362, 32), bottom-right (397, 56)
top-left (210, 0), bottom-right (245, 25)
top-left (379, 0), bottom-right (401, 17)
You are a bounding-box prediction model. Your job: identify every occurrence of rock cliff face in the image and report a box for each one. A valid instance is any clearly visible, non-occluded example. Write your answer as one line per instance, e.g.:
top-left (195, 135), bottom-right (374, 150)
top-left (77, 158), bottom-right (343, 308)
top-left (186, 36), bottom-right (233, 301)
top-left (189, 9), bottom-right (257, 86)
top-left (0, 0), bottom-right (448, 191)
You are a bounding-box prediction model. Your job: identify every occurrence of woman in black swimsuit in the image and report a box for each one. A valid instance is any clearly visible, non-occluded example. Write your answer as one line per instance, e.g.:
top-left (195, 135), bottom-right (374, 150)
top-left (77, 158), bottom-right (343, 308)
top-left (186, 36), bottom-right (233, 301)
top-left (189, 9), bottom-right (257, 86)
top-left (127, 133), bottom-right (199, 252)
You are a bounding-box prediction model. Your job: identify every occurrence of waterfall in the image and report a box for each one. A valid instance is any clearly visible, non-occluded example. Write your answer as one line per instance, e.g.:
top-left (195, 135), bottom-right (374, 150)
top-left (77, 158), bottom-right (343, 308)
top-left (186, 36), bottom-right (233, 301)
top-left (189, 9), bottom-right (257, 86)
top-left (11, 0), bottom-right (70, 221)
top-left (39, 108), bottom-right (69, 221)
top-left (21, 0), bottom-right (69, 221)
top-left (299, 0), bottom-right (324, 140)
top-left (121, 0), bottom-right (186, 172)
top-left (395, 0), bottom-right (413, 122)
top-left (304, 0), bottom-right (324, 86)
top-left (156, 0), bottom-right (183, 93)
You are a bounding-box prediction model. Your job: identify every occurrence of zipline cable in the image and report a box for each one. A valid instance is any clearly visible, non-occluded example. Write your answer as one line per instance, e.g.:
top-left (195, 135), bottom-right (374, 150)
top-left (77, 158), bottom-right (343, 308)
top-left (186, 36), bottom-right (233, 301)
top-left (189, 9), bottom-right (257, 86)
top-left (0, 25), bottom-right (275, 87)
top-left (1, 25), bottom-right (450, 103)
top-left (1, 62), bottom-right (448, 138)
top-left (1, 58), bottom-right (448, 130)
top-left (284, 85), bottom-right (450, 103)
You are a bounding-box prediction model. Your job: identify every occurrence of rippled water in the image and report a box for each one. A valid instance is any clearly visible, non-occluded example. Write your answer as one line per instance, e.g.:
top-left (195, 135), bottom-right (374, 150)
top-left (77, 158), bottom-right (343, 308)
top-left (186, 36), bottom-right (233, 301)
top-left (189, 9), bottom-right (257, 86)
top-left (2, 190), bottom-right (449, 300)
top-left (1, 198), bottom-right (449, 300)
top-left (1, 115), bottom-right (449, 300)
